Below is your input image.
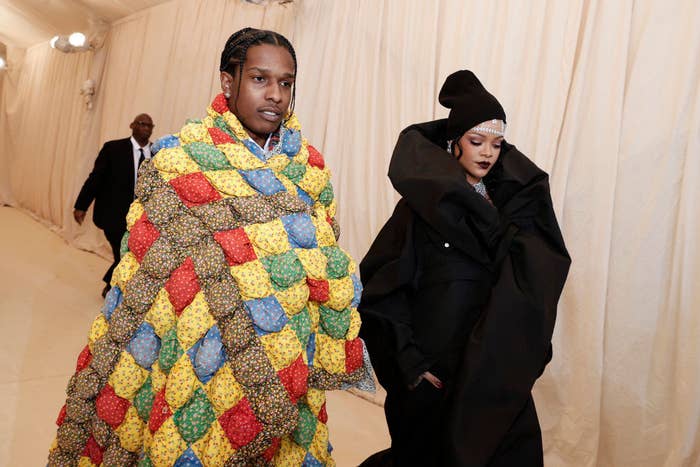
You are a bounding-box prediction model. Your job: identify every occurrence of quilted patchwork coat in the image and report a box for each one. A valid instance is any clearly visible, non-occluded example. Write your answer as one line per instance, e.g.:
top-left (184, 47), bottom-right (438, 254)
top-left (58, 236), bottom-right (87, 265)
top-left (49, 94), bottom-right (370, 466)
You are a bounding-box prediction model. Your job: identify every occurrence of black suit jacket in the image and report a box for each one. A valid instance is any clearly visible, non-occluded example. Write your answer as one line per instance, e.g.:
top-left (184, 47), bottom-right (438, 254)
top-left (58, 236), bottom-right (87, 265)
top-left (74, 137), bottom-right (136, 231)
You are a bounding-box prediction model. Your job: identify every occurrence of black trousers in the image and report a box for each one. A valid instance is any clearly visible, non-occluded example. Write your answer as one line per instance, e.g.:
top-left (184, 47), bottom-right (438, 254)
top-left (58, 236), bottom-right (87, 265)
top-left (101, 226), bottom-right (124, 285)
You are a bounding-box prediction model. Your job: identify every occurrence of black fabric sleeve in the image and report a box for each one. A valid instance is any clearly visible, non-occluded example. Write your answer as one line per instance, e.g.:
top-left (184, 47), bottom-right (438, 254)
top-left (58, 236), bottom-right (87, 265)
top-left (359, 202), bottom-right (430, 390)
top-left (74, 143), bottom-right (110, 211)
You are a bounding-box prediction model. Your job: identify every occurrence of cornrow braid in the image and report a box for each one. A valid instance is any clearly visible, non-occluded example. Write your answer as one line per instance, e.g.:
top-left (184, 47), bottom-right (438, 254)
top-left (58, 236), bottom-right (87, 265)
top-left (220, 28), bottom-right (297, 120)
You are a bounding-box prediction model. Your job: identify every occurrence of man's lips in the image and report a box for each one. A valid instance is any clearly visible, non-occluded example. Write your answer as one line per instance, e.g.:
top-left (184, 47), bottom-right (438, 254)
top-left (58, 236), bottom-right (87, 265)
top-left (259, 108), bottom-right (282, 122)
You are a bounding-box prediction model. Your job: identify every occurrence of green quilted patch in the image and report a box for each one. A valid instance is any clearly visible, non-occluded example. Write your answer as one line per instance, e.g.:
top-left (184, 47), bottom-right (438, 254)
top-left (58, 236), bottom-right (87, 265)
top-left (173, 388), bottom-right (217, 444)
top-left (289, 308), bottom-right (311, 346)
top-left (318, 182), bottom-right (334, 206)
top-left (159, 328), bottom-right (183, 372)
top-left (133, 376), bottom-right (155, 422)
top-left (281, 161), bottom-right (307, 184)
top-left (318, 305), bottom-right (351, 339)
top-left (261, 251), bottom-right (306, 290)
top-left (184, 141), bottom-right (232, 171)
top-left (321, 246), bottom-right (350, 279)
top-left (292, 403), bottom-right (318, 448)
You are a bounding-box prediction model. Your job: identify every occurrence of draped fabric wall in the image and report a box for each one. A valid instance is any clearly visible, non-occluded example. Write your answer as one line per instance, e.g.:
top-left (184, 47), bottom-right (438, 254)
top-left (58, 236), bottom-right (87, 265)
top-left (1, 0), bottom-right (699, 465)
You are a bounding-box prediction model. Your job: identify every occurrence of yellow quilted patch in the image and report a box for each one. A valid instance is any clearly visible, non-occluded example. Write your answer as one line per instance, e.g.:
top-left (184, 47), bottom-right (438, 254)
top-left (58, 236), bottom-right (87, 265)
top-left (348, 258), bottom-right (357, 274)
top-left (266, 154), bottom-right (289, 172)
top-left (305, 388), bottom-right (325, 415)
top-left (109, 351), bottom-right (148, 400)
top-left (159, 172), bottom-right (180, 182)
top-left (205, 364), bottom-right (244, 415)
top-left (260, 326), bottom-right (303, 371)
top-left (111, 252), bottom-right (139, 289)
top-left (347, 309), bottom-right (361, 340)
top-left (204, 170), bottom-right (257, 197)
top-left (285, 113), bottom-right (301, 131)
top-left (277, 173), bottom-right (298, 195)
top-left (309, 421), bottom-right (331, 463)
top-left (229, 260), bottom-right (273, 300)
top-left (191, 420), bottom-right (236, 467)
top-left (150, 361), bottom-right (167, 394)
top-left (295, 248), bottom-right (328, 279)
top-left (179, 122), bottom-right (213, 145)
top-left (312, 216), bottom-right (336, 248)
top-left (245, 219), bottom-right (291, 257)
top-left (298, 166), bottom-right (329, 198)
top-left (219, 143), bottom-right (265, 170)
top-left (149, 418), bottom-right (187, 467)
top-left (152, 146), bottom-right (201, 175)
top-left (315, 334), bottom-right (345, 375)
top-left (88, 314), bottom-right (108, 352)
top-left (177, 292), bottom-right (215, 349)
top-left (165, 354), bottom-right (197, 410)
top-left (292, 143), bottom-right (309, 165)
top-left (308, 303), bottom-right (320, 333)
top-left (273, 436), bottom-right (307, 466)
top-left (328, 199), bottom-right (338, 218)
top-left (125, 201), bottom-right (145, 230)
top-left (144, 288), bottom-right (177, 338)
top-left (77, 457), bottom-right (95, 467)
top-left (115, 406), bottom-right (144, 452)
top-left (142, 424), bottom-right (153, 452)
top-left (220, 112), bottom-right (250, 142)
top-left (275, 280), bottom-right (310, 316)
top-left (326, 276), bottom-right (354, 311)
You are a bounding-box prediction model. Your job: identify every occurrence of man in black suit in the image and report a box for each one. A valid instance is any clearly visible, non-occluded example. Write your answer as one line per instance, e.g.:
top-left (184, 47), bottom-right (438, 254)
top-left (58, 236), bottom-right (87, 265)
top-left (74, 114), bottom-right (154, 297)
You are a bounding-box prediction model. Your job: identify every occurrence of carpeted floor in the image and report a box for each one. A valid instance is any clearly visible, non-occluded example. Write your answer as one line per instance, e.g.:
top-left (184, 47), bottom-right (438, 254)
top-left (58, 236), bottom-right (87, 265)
top-left (0, 206), bottom-right (390, 466)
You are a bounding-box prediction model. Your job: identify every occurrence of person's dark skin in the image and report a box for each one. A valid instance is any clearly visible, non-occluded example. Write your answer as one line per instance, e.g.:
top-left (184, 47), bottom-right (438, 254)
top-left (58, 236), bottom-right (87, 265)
top-left (73, 114), bottom-right (154, 225)
top-left (219, 44), bottom-right (295, 147)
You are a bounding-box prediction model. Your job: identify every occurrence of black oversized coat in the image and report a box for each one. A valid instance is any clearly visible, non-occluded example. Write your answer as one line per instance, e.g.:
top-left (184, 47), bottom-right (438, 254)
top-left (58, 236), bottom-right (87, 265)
top-left (359, 120), bottom-right (570, 466)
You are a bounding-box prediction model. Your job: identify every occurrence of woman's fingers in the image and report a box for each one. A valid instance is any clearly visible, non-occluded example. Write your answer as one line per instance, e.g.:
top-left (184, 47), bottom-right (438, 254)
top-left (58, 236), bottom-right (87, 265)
top-left (423, 371), bottom-right (443, 389)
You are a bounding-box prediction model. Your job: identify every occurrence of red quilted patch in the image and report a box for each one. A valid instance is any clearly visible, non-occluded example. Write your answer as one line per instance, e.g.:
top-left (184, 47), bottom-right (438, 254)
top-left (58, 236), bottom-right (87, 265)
top-left (262, 437), bottom-right (281, 462)
top-left (148, 389), bottom-right (172, 433)
top-left (278, 356), bottom-right (308, 404)
top-left (307, 277), bottom-right (330, 303)
top-left (212, 94), bottom-right (230, 114)
top-left (307, 145), bottom-right (325, 169)
top-left (95, 384), bottom-right (130, 429)
top-left (219, 398), bottom-right (263, 449)
top-left (128, 213), bottom-right (160, 262)
top-left (81, 435), bottom-right (104, 465)
top-left (56, 404), bottom-right (67, 426)
top-left (164, 257), bottom-right (201, 315)
top-left (169, 172), bottom-right (222, 208)
top-left (213, 228), bottom-right (257, 265)
top-left (208, 127), bottom-right (235, 145)
top-left (345, 338), bottom-right (364, 373)
top-left (318, 402), bottom-right (328, 424)
top-left (75, 344), bottom-right (92, 373)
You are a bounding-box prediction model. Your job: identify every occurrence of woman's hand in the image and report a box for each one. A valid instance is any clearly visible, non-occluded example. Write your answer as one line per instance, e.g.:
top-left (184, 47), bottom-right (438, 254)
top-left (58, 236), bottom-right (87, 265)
top-left (409, 371), bottom-right (443, 390)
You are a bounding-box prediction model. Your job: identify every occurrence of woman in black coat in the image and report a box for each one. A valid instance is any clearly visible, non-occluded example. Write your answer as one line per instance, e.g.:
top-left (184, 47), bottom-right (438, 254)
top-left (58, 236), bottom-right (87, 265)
top-left (359, 70), bottom-right (571, 466)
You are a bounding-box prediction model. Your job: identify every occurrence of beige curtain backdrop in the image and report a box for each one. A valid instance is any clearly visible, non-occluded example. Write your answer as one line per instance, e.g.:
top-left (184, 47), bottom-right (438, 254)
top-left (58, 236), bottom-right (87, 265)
top-left (1, 0), bottom-right (699, 465)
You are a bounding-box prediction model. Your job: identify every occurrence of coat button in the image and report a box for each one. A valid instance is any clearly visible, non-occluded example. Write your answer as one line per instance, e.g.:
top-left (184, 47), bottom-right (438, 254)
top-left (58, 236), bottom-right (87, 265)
top-left (443, 242), bottom-right (450, 248)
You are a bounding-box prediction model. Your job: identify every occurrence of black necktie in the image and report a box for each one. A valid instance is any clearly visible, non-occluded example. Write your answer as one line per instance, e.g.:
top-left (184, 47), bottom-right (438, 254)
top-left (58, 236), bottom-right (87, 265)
top-left (137, 148), bottom-right (145, 169)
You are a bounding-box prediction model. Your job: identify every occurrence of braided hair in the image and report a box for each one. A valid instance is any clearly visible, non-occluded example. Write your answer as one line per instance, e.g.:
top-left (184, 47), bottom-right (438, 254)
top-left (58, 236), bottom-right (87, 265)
top-left (220, 28), bottom-right (297, 118)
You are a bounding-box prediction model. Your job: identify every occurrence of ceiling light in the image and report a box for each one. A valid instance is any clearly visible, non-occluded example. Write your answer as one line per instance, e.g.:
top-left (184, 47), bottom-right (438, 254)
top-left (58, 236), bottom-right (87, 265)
top-left (50, 36), bottom-right (59, 49)
top-left (0, 57), bottom-right (6, 70)
top-left (68, 32), bottom-right (86, 47)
